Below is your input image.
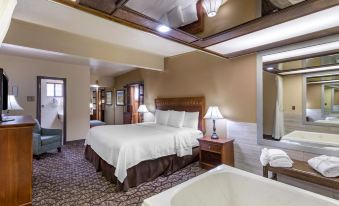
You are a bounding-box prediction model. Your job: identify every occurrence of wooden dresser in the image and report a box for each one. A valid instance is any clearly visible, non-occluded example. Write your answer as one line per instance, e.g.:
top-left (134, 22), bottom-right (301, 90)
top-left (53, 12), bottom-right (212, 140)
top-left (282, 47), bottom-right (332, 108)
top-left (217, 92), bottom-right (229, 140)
top-left (0, 116), bottom-right (35, 206)
top-left (198, 136), bottom-right (234, 169)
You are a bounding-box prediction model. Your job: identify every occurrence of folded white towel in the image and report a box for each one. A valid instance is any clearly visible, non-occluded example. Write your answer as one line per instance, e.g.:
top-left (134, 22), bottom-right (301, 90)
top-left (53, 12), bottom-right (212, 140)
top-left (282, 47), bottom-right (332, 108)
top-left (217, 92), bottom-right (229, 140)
top-left (269, 158), bottom-right (293, 168)
top-left (260, 148), bottom-right (293, 168)
top-left (308, 155), bottom-right (339, 178)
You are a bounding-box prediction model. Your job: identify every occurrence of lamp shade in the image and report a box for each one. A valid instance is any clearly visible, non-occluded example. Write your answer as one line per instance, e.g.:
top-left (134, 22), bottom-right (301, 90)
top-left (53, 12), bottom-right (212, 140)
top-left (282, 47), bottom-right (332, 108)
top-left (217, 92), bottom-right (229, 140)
top-left (137, 104), bottom-right (148, 113)
top-left (7, 95), bottom-right (23, 111)
top-left (204, 106), bottom-right (223, 119)
top-left (202, 0), bottom-right (223, 17)
top-left (0, 0), bottom-right (17, 44)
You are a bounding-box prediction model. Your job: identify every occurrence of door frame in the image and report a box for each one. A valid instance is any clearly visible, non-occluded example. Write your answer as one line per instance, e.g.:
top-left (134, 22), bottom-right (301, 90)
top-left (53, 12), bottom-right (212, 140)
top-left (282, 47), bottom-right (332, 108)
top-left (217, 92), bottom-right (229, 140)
top-left (37, 76), bottom-right (67, 144)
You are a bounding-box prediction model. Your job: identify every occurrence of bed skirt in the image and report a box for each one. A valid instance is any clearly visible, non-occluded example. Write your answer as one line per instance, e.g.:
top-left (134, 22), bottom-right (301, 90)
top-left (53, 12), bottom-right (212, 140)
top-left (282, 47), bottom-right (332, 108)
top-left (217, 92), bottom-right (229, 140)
top-left (84, 145), bottom-right (200, 191)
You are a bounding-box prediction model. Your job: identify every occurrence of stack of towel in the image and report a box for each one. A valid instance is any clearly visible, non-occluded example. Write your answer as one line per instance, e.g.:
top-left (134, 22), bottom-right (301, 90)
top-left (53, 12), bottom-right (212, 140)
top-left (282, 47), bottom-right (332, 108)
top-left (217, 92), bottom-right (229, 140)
top-left (260, 148), bottom-right (294, 168)
top-left (308, 155), bottom-right (339, 178)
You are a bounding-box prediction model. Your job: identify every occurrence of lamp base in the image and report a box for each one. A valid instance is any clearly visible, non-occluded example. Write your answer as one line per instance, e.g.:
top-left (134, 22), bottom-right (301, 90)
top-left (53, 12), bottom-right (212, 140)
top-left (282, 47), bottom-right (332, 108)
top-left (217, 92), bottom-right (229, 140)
top-left (211, 132), bottom-right (219, 139)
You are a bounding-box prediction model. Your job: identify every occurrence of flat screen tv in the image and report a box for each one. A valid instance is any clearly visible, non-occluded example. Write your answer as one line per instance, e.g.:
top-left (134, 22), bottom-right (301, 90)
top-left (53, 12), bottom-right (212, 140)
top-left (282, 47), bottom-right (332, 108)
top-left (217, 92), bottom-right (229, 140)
top-left (0, 68), bottom-right (8, 114)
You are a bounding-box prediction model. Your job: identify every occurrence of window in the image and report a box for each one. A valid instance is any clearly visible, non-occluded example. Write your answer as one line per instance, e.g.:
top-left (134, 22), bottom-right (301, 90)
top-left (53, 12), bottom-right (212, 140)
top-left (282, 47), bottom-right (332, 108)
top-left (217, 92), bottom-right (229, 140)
top-left (47, 83), bottom-right (63, 97)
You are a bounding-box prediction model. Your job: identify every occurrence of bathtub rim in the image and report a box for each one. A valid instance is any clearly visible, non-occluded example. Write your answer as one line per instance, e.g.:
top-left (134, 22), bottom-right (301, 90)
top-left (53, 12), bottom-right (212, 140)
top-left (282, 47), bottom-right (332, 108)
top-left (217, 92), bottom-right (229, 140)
top-left (142, 164), bottom-right (339, 206)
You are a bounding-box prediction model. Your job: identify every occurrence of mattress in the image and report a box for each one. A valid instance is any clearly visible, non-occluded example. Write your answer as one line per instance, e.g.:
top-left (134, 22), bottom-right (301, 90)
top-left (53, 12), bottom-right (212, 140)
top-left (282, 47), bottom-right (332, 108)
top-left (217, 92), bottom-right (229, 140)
top-left (85, 122), bottom-right (202, 182)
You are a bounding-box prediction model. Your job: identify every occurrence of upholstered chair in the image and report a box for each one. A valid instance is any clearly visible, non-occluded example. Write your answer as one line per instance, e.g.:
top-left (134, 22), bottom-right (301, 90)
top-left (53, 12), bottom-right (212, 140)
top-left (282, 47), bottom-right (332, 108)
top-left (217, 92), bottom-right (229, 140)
top-left (32, 119), bottom-right (62, 159)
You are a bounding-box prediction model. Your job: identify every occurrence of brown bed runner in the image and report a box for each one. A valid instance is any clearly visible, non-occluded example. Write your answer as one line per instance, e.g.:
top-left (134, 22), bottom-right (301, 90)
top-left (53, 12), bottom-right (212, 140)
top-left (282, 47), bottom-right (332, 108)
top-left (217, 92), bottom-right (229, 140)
top-left (263, 159), bottom-right (339, 190)
top-left (85, 145), bottom-right (199, 191)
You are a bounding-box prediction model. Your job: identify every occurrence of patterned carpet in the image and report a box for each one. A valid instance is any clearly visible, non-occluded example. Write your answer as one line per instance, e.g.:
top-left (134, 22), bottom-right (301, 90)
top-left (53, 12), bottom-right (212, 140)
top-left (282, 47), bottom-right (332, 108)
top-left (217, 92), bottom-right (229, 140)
top-left (33, 141), bottom-right (205, 206)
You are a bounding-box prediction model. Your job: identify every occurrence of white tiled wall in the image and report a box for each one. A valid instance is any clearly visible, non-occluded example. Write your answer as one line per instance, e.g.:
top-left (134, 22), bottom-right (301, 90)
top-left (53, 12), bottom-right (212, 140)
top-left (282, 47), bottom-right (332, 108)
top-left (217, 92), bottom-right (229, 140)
top-left (227, 121), bottom-right (339, 200)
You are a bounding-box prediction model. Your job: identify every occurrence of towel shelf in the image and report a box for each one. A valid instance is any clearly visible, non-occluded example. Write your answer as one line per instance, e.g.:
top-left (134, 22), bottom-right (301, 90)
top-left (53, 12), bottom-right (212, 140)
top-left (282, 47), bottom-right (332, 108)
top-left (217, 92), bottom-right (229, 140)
top-left (263, 159), bottom-right (339, 190)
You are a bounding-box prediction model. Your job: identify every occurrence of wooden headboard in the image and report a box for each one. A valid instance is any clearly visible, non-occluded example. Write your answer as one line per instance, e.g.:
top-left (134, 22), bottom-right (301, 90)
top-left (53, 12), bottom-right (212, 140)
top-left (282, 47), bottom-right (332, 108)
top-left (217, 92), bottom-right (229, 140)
top-left (155, 97), bottom-right (206, 132)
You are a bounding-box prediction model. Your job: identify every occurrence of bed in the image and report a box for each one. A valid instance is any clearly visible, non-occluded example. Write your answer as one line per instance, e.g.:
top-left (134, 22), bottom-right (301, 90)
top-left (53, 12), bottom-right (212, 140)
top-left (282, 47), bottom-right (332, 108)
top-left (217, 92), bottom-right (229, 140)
top-left (85, 97), bottom-right (205, 191)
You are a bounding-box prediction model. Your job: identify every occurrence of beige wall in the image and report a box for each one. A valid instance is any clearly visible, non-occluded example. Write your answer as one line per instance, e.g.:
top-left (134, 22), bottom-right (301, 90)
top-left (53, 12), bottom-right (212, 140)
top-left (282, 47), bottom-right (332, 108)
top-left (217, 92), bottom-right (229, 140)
top-left (306, 84), bottom-right (322, 109)
top-left (1, 54), bottom-right (90, 141)
top-left (283, 74), bottom-right (303, 114)
top-left (114, 51), bottom-right (257, 136)
top-left (263, 71), bottom-right (277, 135)
top-left (198, 0), bottom-right (259, 38)
top-left (335, 89), bottom-right (339, 105)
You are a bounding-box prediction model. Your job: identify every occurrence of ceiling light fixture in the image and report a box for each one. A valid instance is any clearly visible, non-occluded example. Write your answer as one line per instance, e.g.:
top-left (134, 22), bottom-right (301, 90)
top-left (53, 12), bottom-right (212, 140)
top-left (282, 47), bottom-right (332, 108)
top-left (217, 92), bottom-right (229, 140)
top-left (279, 65), bottom-right (339, 75)
top-left (206, 5), bottom-right (339, 55)
top-left (157, 25), bottom-right (170, 33)
top-left (266, 67), bottom-right (274, 71)
top-left (202, 0), bottom-right (223, 17)
top-left (262, 41), bottom-right (339, 62)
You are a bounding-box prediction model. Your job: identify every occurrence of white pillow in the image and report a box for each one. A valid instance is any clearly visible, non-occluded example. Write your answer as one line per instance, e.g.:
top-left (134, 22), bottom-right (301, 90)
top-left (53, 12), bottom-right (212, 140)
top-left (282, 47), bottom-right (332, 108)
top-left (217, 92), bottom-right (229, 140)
top-left (167, 111), bottom-right (186, 128)
top-left (155, 110), bottom-right (170, 125)
top-left (183, 112), bottom-right (199, 130)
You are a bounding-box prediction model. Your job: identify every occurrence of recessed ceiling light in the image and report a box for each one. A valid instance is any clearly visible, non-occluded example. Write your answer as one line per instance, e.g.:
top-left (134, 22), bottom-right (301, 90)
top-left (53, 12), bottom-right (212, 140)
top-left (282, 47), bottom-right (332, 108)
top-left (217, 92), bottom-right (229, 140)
top-left (157, 25), bottom-right (170, 33)
top-left (266, 67), bottom-right (274, 71)
top-left (206, 6), bottom-right (339, 55)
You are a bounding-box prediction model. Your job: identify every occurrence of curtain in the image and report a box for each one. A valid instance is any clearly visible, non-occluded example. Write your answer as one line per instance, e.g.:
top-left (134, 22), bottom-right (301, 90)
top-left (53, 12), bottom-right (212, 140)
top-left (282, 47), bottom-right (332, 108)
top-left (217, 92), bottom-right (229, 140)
top-left (272, 75), bottom-right (285, 140)
top-left (0, 0), bottom-right (17, 44)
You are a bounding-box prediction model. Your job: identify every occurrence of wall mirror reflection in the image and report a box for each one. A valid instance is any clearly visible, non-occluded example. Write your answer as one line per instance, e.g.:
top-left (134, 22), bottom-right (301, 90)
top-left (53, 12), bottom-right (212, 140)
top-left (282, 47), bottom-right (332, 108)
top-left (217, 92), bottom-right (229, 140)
top-left (262, 50), bottom-right (339, 153)
top-left (123, 0), bottom-right (306, 38)
top-left (306, 75), bottom-right (339, 125)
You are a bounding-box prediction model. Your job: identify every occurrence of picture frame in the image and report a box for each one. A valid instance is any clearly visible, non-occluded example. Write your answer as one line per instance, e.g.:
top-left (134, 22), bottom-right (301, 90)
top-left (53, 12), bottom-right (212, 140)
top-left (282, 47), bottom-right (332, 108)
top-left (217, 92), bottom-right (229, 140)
top-left (106, 91), bottom-right (112, 105)
top-left (116, 90), bottom-right (125, 106)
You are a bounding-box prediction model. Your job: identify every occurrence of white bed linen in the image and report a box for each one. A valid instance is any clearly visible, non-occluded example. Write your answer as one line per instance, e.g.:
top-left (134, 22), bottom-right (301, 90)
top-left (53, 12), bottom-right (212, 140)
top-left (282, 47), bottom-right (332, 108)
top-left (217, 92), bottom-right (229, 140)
top-left (85, 123), bottom-right (202, 182)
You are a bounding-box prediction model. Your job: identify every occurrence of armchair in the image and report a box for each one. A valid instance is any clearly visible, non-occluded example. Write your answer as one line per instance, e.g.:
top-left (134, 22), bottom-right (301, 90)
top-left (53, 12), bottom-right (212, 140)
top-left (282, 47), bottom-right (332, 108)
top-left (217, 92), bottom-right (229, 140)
top-left (33, 119), bottom-right (62, 159)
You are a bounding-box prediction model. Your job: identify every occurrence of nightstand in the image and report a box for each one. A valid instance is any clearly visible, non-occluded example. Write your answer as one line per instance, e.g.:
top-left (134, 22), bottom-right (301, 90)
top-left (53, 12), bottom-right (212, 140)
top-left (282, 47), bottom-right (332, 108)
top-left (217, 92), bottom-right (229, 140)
top-left (198, 136), bottom-right (234, 169)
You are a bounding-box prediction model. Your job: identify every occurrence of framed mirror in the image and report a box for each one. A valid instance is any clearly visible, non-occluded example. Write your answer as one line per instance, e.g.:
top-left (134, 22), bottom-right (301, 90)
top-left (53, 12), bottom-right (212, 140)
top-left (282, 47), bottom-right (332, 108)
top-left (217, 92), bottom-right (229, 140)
top-left (304, 72), bottom-right (339, 127)
top-left (257, 36), bottom-right (339, 156)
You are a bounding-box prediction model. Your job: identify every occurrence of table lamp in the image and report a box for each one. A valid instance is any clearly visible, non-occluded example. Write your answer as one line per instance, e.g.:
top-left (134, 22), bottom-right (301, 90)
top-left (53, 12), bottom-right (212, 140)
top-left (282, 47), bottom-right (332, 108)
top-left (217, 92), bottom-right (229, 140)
top-left (2, 95), bottom-right (23, 122)
top-left (137, 104), bottom-right (148, 123)
top-left (204, 106), bottom-right (223, 139)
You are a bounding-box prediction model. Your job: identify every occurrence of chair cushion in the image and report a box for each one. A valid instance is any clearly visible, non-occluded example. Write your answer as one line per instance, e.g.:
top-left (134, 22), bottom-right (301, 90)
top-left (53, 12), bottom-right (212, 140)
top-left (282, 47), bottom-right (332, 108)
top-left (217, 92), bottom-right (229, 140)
top-left (41, 135), bottom-right (60, 146)
top-left (33, 119), bottom-right (41, 134)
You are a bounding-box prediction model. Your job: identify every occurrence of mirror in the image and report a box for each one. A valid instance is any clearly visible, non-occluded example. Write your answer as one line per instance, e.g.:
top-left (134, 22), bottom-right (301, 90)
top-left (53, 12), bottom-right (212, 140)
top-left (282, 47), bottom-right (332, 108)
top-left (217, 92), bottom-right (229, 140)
top-left (262, 50), bottom-right (339, 154)
top-left (124, 0), bottom-right (306, 38)
top-left (306, 74), bottom-right (339, 125)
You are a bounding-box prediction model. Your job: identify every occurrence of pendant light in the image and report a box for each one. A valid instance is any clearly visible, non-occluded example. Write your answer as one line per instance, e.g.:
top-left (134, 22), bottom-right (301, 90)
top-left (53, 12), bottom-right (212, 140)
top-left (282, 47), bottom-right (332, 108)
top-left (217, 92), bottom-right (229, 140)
top-left (202, 0), bottom-right (223, 17)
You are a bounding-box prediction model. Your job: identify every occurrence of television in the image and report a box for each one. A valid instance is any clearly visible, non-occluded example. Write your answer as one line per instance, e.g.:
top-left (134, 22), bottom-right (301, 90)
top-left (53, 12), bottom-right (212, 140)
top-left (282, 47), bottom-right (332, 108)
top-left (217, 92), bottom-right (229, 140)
top-left (0, 68), bottom-right (8, 121)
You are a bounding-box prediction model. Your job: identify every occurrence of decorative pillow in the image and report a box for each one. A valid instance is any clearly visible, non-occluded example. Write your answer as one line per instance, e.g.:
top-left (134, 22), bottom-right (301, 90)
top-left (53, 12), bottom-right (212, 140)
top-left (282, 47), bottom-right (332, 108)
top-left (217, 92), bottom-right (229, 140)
top-left (167, 111), bottom-right (186, 128)
top-left (183, 112), bottom-right (199, 130)
top-left (155, 110), bottom-right (170, 125)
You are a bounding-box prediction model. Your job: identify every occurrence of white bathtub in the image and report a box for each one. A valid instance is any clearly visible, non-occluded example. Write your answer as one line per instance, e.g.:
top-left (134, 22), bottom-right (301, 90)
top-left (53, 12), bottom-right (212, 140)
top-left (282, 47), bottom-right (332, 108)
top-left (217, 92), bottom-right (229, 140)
top-left (142, 165), bottom-right (339, 206)
top-left (281, 130), bottom-right (339, 148)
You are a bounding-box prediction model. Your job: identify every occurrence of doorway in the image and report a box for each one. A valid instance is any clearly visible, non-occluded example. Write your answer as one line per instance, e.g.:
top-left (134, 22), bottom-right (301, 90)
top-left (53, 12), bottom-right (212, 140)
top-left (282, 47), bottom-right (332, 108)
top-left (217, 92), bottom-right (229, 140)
top-left (37, 76), bottom-right (67, 144)
top-left (123, 82), bottom-right (144, 124)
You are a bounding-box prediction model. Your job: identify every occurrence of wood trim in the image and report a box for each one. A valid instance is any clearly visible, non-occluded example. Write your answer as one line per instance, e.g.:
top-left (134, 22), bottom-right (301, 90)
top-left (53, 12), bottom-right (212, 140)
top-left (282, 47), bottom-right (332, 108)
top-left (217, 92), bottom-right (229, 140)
top-left (155, 96), bottom-right (206, 133)
top-left (193, 0), bottom-right (339, 48)
top-left (37, 76), bottom-right (67, 144)
top-left (263, 159), bottom-right (339, 190)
